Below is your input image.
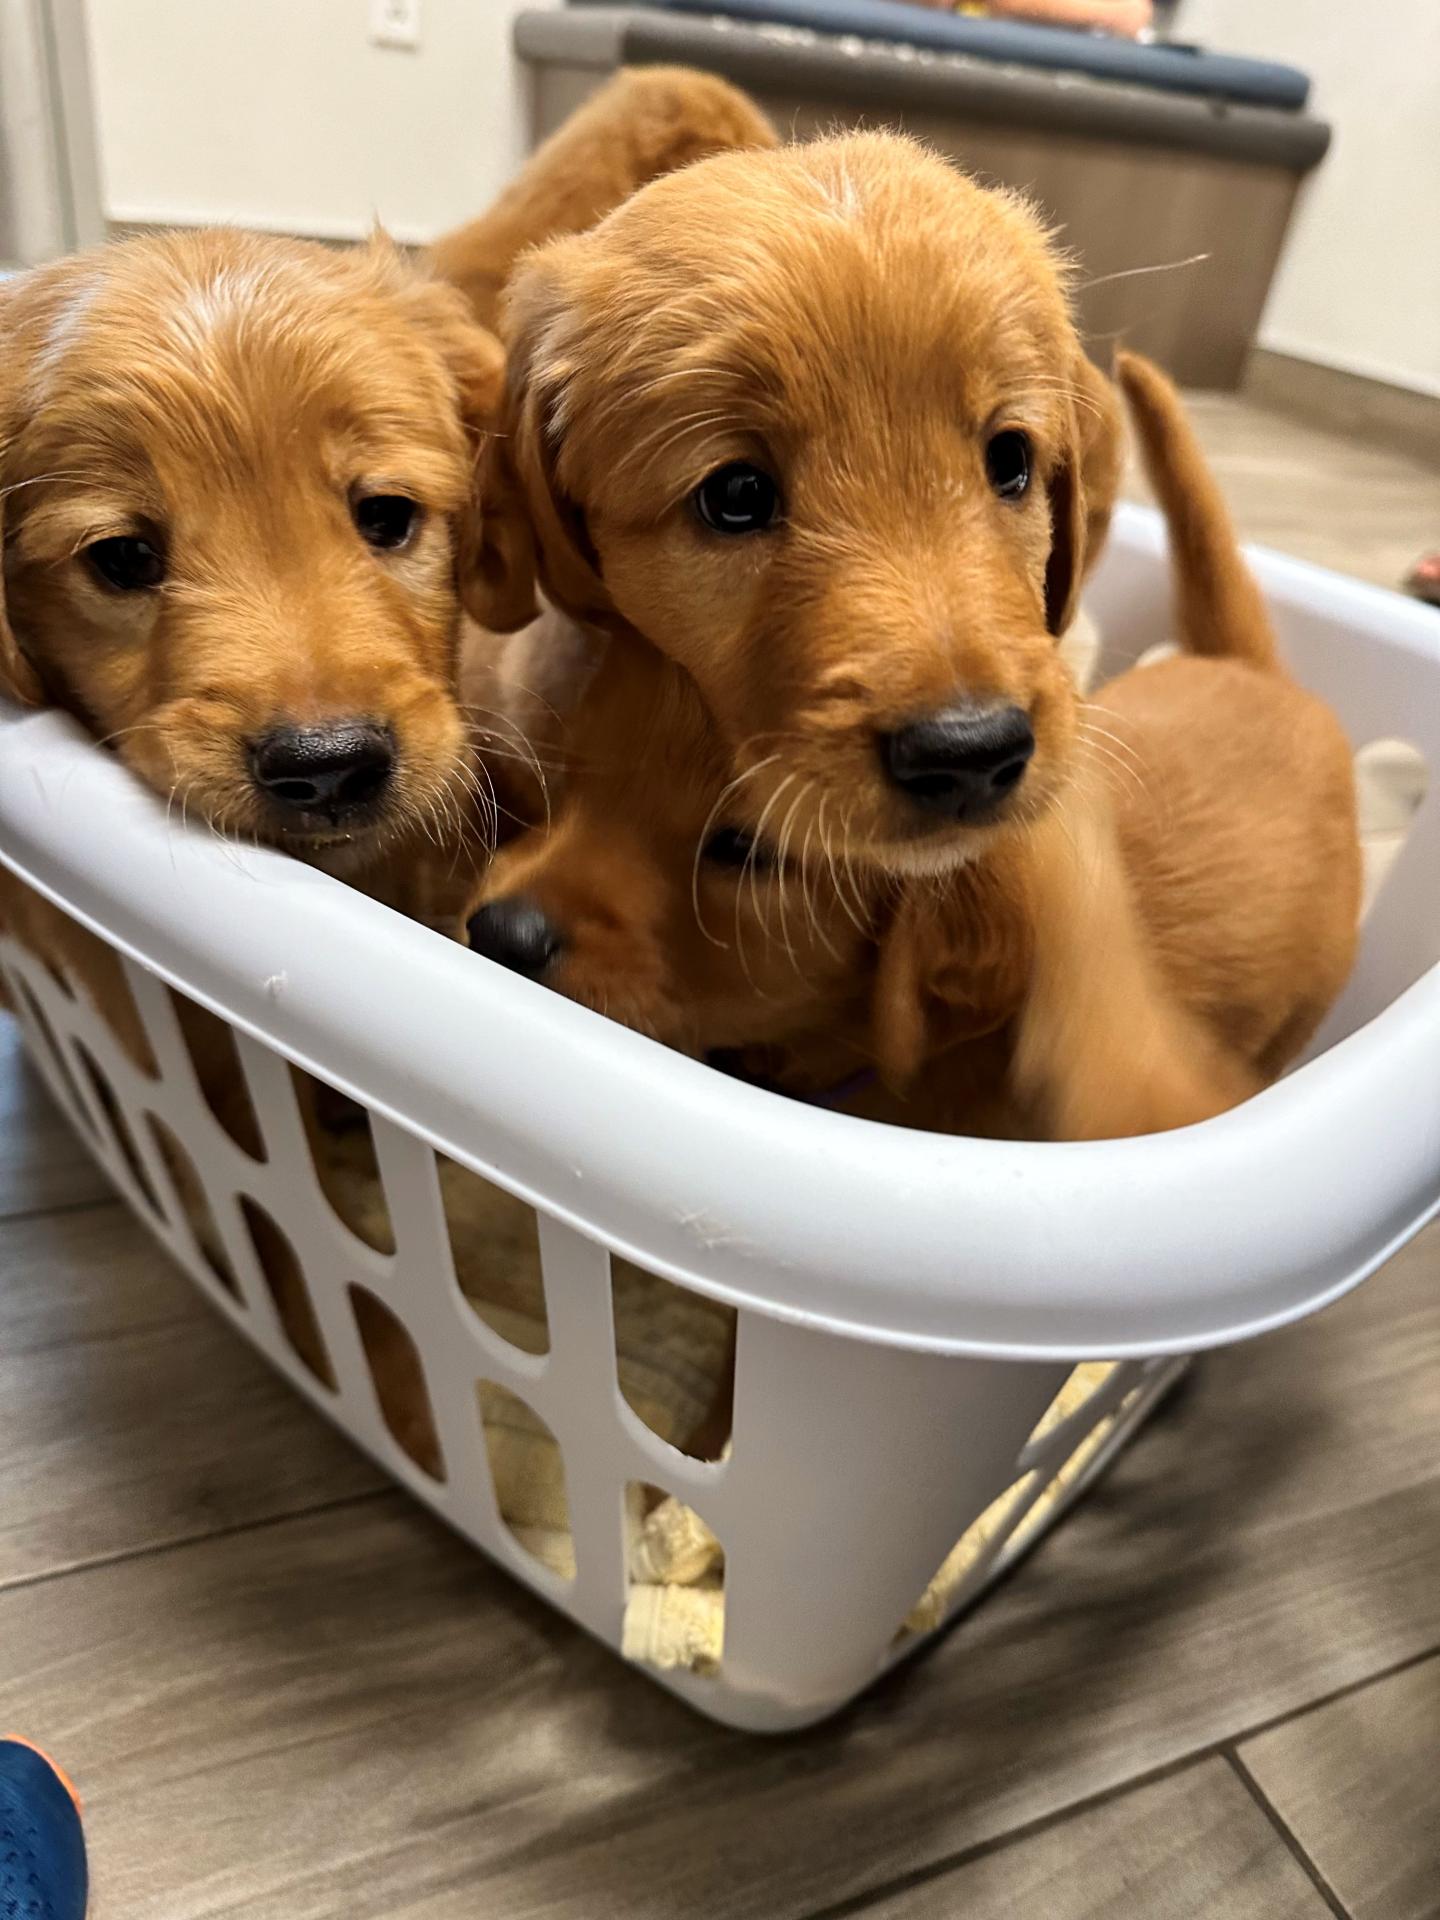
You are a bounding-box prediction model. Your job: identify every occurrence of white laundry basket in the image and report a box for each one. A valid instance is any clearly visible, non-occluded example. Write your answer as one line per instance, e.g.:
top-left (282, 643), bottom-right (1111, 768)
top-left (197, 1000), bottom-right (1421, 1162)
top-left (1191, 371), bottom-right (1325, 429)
top-left (1, 503), bottom-right (1437, 1732)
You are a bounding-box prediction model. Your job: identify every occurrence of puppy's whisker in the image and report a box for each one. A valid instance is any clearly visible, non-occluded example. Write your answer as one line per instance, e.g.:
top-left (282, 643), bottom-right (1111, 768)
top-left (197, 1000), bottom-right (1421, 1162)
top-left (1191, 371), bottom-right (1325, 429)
top-left (85, 719), bottom-right (160, 755)
top-left (1080, 252), bottom-right (1210, 294)
top-left (1037, 791), bottom-right (1085, 872)
top-left (467, 702), bottom-right (561, 761)
top-left (483, 680), bottom-right (565, 733)
top-left (1078, 737), bottom-right (1143, 799)
top-left (772, 781), bottom-right (812, 972)
top-left (732, 869), bottom-right (758, 996)
top-left (1080, 711), bottom-right (1146, 770)
top-left (467, 707), bottom-right (555, 815)
top-left (746, 771), bottom-right (798, 938)
top-left (601, 364), bottom-right (737, 408)
top-left (822, 798), bottom-right (871, 942)
top-left (0, 470), bottom-right (97, 501)
top-left (801, 800), bottom-right (846, 967)
top-left (619, 408), bottom-right (738, 477)
top-left (789, 790), bottom-right (826, 961)
top-left (689, 753), bottom-right (782, 948)
top-left (1078, 723), bottom-right (1147, 802)
top-left (464, 757), bottom-right (502, 863)
top-left (834, 798), bottom-right (864, 926)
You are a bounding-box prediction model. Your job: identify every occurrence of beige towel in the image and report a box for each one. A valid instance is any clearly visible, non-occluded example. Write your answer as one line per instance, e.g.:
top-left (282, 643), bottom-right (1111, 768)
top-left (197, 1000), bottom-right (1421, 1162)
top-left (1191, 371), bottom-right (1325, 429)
top-left (616, 1361), bottom-right (1122, 1676)
top-left (325, 1140), bottom-right (735, 1586)
top-left (324, 1129), bottom-right (1127, 1676)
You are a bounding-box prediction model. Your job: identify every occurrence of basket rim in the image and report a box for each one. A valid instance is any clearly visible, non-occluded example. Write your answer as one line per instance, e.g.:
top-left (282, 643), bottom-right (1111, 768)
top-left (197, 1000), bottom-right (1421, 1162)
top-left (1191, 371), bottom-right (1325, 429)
top-left (3, 507), bottom-right (1438, 1360)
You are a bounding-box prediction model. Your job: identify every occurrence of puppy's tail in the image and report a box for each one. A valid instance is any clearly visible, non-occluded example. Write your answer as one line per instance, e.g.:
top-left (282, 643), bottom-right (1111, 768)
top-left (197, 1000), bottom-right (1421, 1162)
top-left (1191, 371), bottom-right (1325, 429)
top-left (429, 67), bottom-right (777, 332)
top-left (1116, 350), bottom-right (1279, 672)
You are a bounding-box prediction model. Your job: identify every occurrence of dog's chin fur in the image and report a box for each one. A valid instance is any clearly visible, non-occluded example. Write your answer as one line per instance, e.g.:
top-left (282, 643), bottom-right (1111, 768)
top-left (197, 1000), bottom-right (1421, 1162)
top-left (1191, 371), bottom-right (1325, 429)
top-left (855, 830), bottom-right (996, 883)
top-left (0, 226), bottom-right (504, 897)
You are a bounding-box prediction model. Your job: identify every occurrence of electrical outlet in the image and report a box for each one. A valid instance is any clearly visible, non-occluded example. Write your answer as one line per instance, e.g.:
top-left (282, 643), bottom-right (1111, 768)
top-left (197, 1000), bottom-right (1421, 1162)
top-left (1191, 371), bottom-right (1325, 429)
top-left (370, 0), bottom-right (421, 51)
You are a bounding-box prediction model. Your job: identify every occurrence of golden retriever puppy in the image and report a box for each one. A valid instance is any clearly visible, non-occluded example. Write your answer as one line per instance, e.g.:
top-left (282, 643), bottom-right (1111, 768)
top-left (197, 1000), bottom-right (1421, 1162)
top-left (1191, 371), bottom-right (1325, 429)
top-left (429, 66), bottom-right (776, 332)
top-left (471, 130), bottom-right (1125, 875)
top-left (466, 354), bottom-right (1360, 1140)
top-left (0, 225), bottom-right (509, 1099)
top-left (0, 228), bottom-right (501, 900)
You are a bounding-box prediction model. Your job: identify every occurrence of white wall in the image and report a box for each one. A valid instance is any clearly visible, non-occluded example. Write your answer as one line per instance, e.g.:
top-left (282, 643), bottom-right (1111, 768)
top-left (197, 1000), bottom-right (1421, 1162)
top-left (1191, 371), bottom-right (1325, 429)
top-left (1, 0), bottom-right (69, 261)
top-left (82, 0), bottom-right (1440, 394)
top-left (84, 0), bottom-right (561, 246)
top-left (1185, 0), bottom-right (1440, 396)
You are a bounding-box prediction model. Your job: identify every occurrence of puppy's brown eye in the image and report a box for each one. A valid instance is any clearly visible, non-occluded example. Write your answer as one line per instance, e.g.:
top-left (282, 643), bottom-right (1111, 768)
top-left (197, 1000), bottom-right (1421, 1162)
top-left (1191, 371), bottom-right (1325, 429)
top-left (85, 536), bottom-right (165, 591)
top-left (353, 494), bottom-right (421, 550)
top-left (694, 463), bottom-right (780, 535)
top-left (703, 826), bottom-right (773, 870)
top-left (985, 430), bottom-right (1031, 501)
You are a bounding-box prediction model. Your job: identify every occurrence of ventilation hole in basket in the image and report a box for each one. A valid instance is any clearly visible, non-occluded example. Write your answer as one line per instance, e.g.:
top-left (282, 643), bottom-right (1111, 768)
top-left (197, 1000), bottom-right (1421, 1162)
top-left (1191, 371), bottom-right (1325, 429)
top-left (73, 1042), bottom-right (160, 1214)
top-left (896, 1361), bottom-right (1126, 1645)
top-left (293, 1069), bottom-right (395, 1254)
top-left (34, 949), bottom-right (72, 995)
top-left (478, 1380), bottom-right (573, 1578)
top-left (148, 1116), bottom-right (239, 1298)
top-left (12, 978), bottom-right (93, 1135)
top-left (1354, 738), bottom-right (1428, 919)
top-left (624, 1482), bottom-right (725, 1676)
top-left (352, 1286), bottom-right (444, 1480)
top-left (239, 1197), bottom-right (335, 1388)
top-left (169, 989), bottom-right (265, 1157)
top-left (444, 1157), bottom-right (549, 1355)
top-left (613, 1262), bottom-right (736, 1462)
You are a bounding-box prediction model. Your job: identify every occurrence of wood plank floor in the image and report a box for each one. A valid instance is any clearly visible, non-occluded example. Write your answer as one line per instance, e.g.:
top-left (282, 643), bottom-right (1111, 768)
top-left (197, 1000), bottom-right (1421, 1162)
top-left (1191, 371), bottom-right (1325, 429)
top-left (1, 396), bottom-right (1437, 1918)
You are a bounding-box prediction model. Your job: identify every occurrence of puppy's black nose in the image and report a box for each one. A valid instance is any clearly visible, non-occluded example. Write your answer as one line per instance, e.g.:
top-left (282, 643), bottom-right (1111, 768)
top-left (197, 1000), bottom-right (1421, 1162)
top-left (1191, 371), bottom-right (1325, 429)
top-left (467, 897), bottom-right (562, 981)
top-left (251, 723), bottom-right (395, 817)
top-left (882, 703), bottom-right (1035, 821)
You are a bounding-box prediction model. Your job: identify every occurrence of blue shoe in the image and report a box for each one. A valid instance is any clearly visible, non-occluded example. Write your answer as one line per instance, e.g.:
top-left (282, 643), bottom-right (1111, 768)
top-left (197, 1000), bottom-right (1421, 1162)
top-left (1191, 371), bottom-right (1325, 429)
top-left (0, 1738), bottom-right (87, 1920)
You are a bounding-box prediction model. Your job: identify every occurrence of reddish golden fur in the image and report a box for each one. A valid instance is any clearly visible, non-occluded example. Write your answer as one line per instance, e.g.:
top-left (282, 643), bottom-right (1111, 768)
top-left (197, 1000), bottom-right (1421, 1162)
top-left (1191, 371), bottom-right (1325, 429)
top-left (429, 67), bottom-right (776, 333)
top-left (0, 230), bottom-right (505, 895)
top-left (0, 224), bottom-right (515, 1139)
top-left (473, 131), bottom-right (1124, 871)
top-left (472, 352), bottom-right (1360, 1139)
top-left (0, 226), bottom-right (514, 1100)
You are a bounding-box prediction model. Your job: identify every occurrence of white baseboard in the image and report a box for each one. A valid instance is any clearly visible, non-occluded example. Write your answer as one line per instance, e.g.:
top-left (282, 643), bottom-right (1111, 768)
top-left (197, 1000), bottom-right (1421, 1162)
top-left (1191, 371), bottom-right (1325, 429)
top-left (1258, 331), bottom-right (1440, 406)
top-left (1247, 348), bottom-right (1440, 470)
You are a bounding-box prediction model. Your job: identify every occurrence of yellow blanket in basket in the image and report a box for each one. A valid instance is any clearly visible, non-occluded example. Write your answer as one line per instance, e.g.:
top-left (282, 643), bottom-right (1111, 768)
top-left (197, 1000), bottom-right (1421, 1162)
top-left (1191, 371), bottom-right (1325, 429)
top-left (330, 1135), bottom-right (1118, 1679)
top-left (621, 1359), bottom-right (1119, 1675)
top-left (333, 1148), bottom-right (735, 1584)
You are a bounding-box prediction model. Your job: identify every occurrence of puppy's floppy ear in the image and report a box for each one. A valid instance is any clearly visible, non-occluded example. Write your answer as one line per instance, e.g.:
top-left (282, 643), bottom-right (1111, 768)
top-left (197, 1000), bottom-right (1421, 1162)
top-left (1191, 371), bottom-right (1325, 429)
top-left (387, 261), bottom-right (515, 627)
top-left (368, 230), bottom-right (507, 425)
top-left (463, 426), bottom-right (540, 633)
top-left (870, 859), bottom-right (1032, 1087)
top-left (0, 537), bottom-right (42, 708)
top-left (463, 248), bottom-right (611, 635)
top-left (1044, 350), bottom-right (1124, 638)
top-left (0, 483), bottom-right (44, 707)
top-left (0, 279), bottom-right (45, 707)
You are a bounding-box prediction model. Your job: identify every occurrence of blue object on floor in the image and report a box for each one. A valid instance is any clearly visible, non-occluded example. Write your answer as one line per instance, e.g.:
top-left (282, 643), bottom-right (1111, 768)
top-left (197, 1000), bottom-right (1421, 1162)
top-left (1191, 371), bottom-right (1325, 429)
top-left (0, 1740), bottom-right (88, 1920)
top-left (569, 0), bottom-right (1313, 109)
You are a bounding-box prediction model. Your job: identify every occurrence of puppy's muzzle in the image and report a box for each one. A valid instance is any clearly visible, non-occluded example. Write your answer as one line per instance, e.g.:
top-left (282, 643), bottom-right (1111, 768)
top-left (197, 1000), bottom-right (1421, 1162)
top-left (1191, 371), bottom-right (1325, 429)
top-left (250, 722), bottom-right (395, 824)
top-left (881, 702), bottom-right (1035, 823)
top-left (467, 896), bottom-right (563, 981)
